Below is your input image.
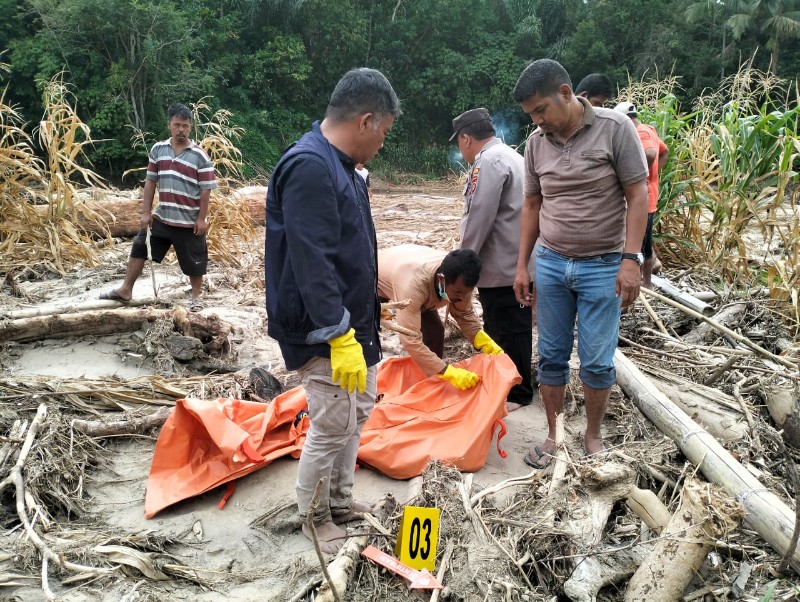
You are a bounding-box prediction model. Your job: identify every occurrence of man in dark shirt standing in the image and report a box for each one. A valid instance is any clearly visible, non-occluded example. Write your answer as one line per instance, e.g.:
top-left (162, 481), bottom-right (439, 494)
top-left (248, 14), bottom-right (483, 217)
top-left (265, 68), bottom-right (401, 554)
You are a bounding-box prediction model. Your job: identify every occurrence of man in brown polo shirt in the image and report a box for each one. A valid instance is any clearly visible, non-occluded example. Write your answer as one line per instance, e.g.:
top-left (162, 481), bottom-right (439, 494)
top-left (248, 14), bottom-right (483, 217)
top-left (511, 59), bottom-right (648, 467)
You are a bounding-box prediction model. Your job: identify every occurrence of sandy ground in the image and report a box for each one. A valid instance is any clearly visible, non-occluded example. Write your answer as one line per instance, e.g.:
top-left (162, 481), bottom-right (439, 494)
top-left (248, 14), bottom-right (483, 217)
top-left (2, 181), bottom-right (598, 601)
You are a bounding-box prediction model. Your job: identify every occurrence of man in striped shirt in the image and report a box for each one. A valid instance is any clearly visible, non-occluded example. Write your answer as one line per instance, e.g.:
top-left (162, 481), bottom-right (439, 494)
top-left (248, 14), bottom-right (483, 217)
top-left (100, 103), bottom-right (217, 311)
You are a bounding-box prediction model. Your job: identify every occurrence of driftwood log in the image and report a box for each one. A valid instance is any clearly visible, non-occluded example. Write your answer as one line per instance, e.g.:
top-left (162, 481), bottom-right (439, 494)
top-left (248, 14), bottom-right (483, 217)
top-left (0, 297), bottom-right (160, 320)
top-left (683, 302), bottom-right (747, 346)
top-left (71, 406), bottom-right (172, 437)
top-left (0, 307), bottom-right (233, 357)
top-left (641, 366), bottom-right (748, 441)
top-left (624, 478), bottom-right (743, 601)
top-left (0, 308), bottom-right (172, 342)
top-left (32, 187), bottom-right (267, 238)
top-left (651, 275), bottom-right (714, 316)
top-left (615, 348), bottom-right (800, 573)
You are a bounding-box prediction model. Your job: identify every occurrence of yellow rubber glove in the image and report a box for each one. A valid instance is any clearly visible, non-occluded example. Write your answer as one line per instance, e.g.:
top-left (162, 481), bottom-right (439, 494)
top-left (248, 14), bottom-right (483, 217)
top-left (474, 329), bottom-right (503, 355)
top-left (329, 328), bottom-right (367, 393)
top-left (437, 365), bottom-right (480, 390)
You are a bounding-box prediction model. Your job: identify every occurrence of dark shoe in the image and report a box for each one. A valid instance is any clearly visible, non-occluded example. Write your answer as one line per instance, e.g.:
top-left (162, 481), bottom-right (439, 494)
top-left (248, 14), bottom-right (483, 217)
top-left (250, 366), bottom-right (283, 400)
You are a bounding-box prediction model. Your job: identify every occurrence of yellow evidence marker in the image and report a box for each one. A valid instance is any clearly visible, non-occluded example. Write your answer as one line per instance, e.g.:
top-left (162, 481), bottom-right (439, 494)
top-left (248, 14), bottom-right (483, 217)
top-left (394, 505), bottom-right (440, 572)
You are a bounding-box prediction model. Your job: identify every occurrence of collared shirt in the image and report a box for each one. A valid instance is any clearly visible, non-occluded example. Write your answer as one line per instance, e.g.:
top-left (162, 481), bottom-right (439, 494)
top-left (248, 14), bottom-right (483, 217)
top-left (460, 137), bottom-right (532, 287)
top-left (378, 244), bottom-right (483, 376)
top-left (524, 97), bottom-right (648, 257)
top-left (148, 139), bottom-right (217, 228)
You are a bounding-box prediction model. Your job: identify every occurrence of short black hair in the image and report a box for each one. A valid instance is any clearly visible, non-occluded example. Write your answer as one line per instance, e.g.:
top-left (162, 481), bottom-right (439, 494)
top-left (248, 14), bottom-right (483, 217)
top-left (167, 103), bottom-right (192, 122)
top-left (439, 249), bottom-right (482, 288)
top-left (575, 73), bottom-right (614, 100)
top-left (459, 120), bottom-right (495, 140)
top-left (325, 68), bottom-right (402, 124)
top-left (512, 59), bottom-right (572, 103)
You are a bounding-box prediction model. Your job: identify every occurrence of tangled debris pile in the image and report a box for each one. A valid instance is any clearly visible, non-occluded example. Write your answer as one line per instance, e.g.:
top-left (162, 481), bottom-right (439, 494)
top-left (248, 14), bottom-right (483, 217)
top-left (2, 179), bottom-right (800, 600)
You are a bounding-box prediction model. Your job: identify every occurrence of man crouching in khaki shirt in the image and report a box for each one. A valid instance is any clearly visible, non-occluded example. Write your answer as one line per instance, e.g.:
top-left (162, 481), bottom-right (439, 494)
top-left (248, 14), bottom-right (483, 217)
top-left (378, 244), bottom-right (504, 390)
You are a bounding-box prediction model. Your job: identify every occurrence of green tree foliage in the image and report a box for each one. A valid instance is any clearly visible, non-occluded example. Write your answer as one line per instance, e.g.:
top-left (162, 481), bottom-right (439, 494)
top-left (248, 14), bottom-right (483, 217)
top-left (0, 0), bottom-right (794, 179)
top-left (687, 0), bottom-right (800, 74)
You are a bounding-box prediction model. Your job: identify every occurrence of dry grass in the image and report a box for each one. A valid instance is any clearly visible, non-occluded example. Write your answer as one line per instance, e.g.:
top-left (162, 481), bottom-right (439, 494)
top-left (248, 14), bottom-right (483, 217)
top-left (0, 71), bottom-right (111, 277)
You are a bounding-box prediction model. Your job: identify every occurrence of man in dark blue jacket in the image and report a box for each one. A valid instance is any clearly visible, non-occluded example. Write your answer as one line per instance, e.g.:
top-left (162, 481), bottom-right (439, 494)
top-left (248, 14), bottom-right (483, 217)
top-left (266, 68), bottom-right (401, 554)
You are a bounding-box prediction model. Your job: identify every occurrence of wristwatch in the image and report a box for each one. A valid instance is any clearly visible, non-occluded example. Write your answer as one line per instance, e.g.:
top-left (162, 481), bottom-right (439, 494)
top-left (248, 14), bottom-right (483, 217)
top-left (622, 252), bottom-right (644, 266)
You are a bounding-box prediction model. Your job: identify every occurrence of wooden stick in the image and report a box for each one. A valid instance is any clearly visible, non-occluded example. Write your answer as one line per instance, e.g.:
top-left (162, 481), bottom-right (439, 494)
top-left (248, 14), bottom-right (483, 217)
top-left (429, 540), bottom-right (455, 602)
top-left (306, 477), bottom-right (341, 602)
top-left (638, 292), bottom-right (669, 335)
top-left (641, 287), bottom-right (799, 370)
top-left (287, 577), bottom-right (323, 602)
top-left (380, 319), bottom-right (420, 338)
top-left (703, 355), bottom-right (739, 387)
top-left (549, 414), bottom-right (568, 496)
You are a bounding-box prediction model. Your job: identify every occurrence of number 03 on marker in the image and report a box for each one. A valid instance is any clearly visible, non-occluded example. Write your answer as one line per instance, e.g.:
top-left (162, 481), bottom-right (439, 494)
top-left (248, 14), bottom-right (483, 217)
top-left (394, 506), bottom-right (440, 572)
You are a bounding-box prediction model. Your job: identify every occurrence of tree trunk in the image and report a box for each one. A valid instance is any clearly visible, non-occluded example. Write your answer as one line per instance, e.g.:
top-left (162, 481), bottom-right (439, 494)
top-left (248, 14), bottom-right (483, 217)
top-left (643, 366), bottom-right (748, 441)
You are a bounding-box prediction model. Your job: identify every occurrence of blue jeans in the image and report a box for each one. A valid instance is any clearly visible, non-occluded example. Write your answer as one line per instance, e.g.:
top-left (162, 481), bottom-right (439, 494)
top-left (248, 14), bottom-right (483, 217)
top-left (535, 244), bottom-right (621, 389)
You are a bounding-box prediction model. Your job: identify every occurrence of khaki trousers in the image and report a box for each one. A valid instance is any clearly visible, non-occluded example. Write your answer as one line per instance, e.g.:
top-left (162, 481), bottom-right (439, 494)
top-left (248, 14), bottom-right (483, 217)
top-left (295, 356), bottom-right (377, 523)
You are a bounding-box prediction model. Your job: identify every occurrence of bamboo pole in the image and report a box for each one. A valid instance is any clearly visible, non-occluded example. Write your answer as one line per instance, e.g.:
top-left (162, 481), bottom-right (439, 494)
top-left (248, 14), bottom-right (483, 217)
top-left (615, 348), bottom-right (800, 574)
top-left (650, 275), bottom-right (714, 316)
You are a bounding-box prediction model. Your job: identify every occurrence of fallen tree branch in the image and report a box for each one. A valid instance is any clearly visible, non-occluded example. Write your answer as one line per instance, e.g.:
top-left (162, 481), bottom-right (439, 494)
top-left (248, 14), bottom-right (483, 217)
top-left (641, 287), bottom-right (799, 370)
top-left (306, 477), bottom-right (341, 602)
top-left (71, 407), bottom-right (172, 437)
top-left (1, 404), bottom-right (117, 597)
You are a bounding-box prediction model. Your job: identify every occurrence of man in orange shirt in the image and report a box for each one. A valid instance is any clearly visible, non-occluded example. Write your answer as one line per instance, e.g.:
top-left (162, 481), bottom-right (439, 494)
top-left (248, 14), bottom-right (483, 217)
top-left (614, 102), bottom-right (669, 287)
